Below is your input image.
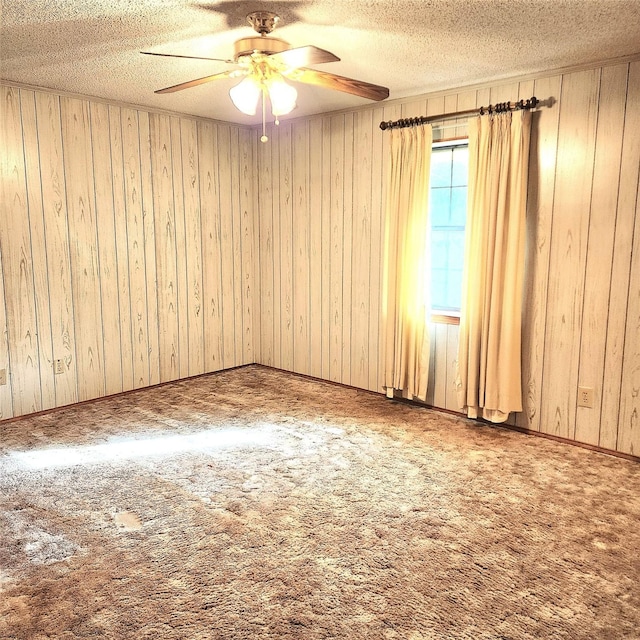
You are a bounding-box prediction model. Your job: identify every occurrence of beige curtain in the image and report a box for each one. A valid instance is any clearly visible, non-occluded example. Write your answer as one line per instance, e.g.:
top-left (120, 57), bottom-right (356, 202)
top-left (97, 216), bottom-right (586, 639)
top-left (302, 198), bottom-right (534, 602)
top-left (383, 125), bottom-right (432, 401)
top-left (456, 110), bottom-right (531, 423)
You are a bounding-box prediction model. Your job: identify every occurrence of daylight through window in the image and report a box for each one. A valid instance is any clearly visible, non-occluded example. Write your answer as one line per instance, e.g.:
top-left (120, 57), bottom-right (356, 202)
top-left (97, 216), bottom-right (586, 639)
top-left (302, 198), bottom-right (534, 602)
top-left (430, 140), bottom-right (469, 313)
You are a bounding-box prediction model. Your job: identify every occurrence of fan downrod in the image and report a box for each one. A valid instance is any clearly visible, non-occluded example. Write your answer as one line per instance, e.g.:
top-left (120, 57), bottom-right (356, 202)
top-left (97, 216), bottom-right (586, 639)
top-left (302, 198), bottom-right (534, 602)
top-left (247, 11), bottom-right (280, 35)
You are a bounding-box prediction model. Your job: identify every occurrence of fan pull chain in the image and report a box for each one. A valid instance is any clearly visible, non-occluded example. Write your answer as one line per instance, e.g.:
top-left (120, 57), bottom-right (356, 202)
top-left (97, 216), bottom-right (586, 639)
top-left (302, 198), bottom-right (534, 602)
top-left (260, 88), bottom-right (268, 143)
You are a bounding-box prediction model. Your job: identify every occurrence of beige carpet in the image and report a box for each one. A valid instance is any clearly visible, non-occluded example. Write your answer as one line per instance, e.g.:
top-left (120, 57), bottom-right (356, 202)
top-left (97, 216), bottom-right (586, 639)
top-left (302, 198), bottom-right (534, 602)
top-left (1, 365), bottom-right (639, 639)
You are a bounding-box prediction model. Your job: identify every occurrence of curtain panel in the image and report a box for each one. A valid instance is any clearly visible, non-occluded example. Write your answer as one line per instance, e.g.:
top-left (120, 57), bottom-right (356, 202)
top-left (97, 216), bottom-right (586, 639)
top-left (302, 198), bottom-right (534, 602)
top-left (383, 125), bottom-right (432, 401)
top-left (456, 110), bottom-right (532, 423)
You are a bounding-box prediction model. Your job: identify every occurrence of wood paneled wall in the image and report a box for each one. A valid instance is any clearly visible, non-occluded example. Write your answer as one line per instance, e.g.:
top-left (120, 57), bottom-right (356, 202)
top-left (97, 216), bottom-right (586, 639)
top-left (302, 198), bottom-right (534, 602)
top-left (2, 58), bottom-right (639, 457)
top-left (255, 60), bottom-right (640, 456)
top-left (0, 86), bottom-right (257, 420)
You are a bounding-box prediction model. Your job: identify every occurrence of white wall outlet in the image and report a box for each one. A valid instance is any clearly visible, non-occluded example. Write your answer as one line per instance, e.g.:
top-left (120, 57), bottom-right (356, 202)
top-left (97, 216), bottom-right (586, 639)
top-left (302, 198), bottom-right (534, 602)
top-left (577, 386), bottom-right (594, 408)
top-left (54, 359), bottom-right (64, 375)
top-left (0, 368), bottom-right (6, 386)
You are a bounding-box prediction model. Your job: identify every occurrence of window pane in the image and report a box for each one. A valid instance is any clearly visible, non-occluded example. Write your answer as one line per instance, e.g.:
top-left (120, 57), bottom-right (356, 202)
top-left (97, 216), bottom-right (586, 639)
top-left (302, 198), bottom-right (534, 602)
top-left (431, 268), bottom-right (448, 310)
top-left (446, 269), bottom-right (463, 309)
top-left (431, 229), bottom-right (450, 267)
top-left (430, 149), bottom-right (452, 188)
top-left (450, 187), bottom-right (467, 226)
top-left (448, 231), bottom-right (466, 269)
top-left (430, 188), bottom-right (451, 225)
top-left (451, 147), bottom-right (469, 186)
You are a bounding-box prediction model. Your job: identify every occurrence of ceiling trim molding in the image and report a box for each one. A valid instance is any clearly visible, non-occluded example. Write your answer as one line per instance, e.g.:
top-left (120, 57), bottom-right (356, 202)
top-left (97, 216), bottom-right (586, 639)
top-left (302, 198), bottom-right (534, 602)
top-left (0, 78), bottom-right (255, 130)
top-left (262, 50), bottom-right (640, 129)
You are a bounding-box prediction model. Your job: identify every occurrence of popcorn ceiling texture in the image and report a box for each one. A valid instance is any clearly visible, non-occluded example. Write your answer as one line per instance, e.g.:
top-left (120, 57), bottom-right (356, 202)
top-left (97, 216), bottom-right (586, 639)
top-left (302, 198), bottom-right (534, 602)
top-left (1, 365), bottom-right (639, 638)
top-left (1, 0), bottom-right (640, 123)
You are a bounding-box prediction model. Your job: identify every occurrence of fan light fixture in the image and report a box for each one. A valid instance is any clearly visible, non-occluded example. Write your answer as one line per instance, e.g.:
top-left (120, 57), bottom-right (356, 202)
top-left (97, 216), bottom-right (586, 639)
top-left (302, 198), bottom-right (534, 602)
top-left (229, 71), bottom-right (297, 118)
top-left (228, 51), bottom-right (298, 141)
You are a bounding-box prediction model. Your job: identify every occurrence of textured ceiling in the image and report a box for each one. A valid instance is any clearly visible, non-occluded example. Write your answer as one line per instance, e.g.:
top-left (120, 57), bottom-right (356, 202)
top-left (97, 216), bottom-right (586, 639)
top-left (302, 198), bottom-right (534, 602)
top-left (2, 0), bottom-right (640, 125)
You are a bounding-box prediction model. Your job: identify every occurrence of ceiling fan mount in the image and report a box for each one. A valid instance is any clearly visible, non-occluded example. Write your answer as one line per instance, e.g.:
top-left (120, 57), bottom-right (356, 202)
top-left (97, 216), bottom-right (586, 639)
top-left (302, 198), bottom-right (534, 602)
top-left (234, 11), bottom-right (302, 60)
top-left (246, 10), bottom-right (280, 35)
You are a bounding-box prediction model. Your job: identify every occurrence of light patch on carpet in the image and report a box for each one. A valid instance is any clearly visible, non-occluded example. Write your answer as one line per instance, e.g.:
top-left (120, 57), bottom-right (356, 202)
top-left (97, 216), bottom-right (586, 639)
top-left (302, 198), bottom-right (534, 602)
top-left (114, 511), bottom-right (143, 531)
top-left (8, 426), bottom-right (278, 469)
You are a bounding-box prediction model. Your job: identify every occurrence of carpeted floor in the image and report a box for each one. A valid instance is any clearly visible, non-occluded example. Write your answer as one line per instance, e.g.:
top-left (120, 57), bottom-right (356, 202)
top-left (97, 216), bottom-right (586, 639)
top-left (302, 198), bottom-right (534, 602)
top-left (1, 365), bottom-right (639, 639)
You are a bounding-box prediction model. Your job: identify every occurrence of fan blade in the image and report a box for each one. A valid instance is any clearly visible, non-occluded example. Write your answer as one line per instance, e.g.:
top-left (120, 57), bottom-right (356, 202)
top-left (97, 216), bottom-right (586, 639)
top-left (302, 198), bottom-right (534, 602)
top-left (142, 51), bottom-right (235, 64)
top-left (155, 69), bottom-right (242, 94)
top-left (291, 68), bottom-right (389, 101)
top-left (269, 45), bottom-right (340, 69)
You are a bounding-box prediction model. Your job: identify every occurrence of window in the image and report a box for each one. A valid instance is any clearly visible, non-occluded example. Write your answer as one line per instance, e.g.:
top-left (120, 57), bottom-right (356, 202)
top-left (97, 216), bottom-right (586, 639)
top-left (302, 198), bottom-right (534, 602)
top-left (430, 140), bottom-right (468, 313)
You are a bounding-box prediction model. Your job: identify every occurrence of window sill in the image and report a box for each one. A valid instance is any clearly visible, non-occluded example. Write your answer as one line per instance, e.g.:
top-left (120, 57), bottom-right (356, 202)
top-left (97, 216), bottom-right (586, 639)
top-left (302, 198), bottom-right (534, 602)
top-left (431, 312), bottom-right (460, 326)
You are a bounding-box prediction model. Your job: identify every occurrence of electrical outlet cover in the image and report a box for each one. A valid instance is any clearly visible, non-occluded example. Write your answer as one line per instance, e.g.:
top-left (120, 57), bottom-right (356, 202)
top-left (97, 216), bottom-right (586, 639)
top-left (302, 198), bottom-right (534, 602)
top-left (578, 386), bottom-right (594, 408)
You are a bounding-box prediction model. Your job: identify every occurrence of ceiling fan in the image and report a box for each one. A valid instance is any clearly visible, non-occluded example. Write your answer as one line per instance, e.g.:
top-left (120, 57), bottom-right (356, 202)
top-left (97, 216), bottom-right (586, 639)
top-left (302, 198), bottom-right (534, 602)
top-left (142, 11), bottom-right (389, 140)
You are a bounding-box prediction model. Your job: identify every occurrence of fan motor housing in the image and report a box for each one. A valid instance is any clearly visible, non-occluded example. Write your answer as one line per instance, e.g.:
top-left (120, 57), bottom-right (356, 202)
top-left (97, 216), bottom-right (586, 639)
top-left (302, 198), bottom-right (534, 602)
top-left (234, 36), bottom-right (290, 60)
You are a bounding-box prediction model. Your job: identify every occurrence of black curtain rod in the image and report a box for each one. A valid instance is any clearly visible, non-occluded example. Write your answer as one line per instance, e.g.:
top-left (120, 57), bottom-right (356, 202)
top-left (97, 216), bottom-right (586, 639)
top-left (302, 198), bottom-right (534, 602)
top-left (379, 96), bottom-right (540, 131)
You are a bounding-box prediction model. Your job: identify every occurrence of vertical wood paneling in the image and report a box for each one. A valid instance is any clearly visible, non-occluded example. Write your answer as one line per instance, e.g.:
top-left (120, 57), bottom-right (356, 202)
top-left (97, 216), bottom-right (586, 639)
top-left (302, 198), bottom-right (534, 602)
top-left (426, 323), bottom-right (437, 407)
top-left (0, 249), bottom-right (12, 419)
top-left (518, 80), bottom-right (536, 102)
top-left (109, 105), bottom-right (135, 391)
top-left (1, 84), bottom-right (253, 420)
top-left (329, 114), bottom-right (344, 382)
top-left (368, 106), bottom-right (385, 393)
top-left (611, 61), bottom-right (640, 454)
top-left (432, 323), bottom-right (448, 409)
top-left (20, 89), bottom-right (56, 410)
top-left (574, 64), bottom-right (629, 445)
top-left (90, 101), bottom-right (123, 396)
top-left (309, 118), bottom-right (324, 379)
top-left (424, 97), bottom-right (443, 139)
top-left (540, 69), bottom-right (600, 439)
top-left (35, 91), bottom-right (78, 407)
top-left (121, 107), bottom-right (150, 389)
top-left (341, 113), bottom-right (354, 386)
top-left (490, 82), bottom-right (520, 105)
top-left (138, 111), bottom-right (160, 388)
top-left (0, 85), bottom-right (41, 415)
top-left (217, 126), bottom-right (236, 369)
top-left (320, 116), bottom-right (332, 381)
top-left (350, 109), bottom-right (373, 390)
top-left (240, 129), bottom-right (255, 364)
top-left (247, 131), bottom-right (260, 365)
top-left (60, 96), bottom-right (105, 401)
top-left (257, 130), bottom-right (274, 366)
top-left (445, 324), bottom-right (460, 411)
top-left (293, 120), bottom-right (310, 374)
top-left (230, 128), bottom-right (245, 366)
top-left (476, 88), bottom-right (491, 111)
top-left (199, 121), bottom-right (223, 373)
top-left (517, 74), bottom-right (563, 432)
top-left (170, 116), bottom-right (189, 381)
top-left (618, 176), bottom-right (640, 455)
top-left (149, 112), bottom-right (180, 382)
top-left (454, 90), bottom-right (476, 138)
top-left (271, 125), bottom-right (282, 370)
top-left (180, 118), bottom-right (205, 376)
top-left (279, 124), bottom-right (294, 371)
